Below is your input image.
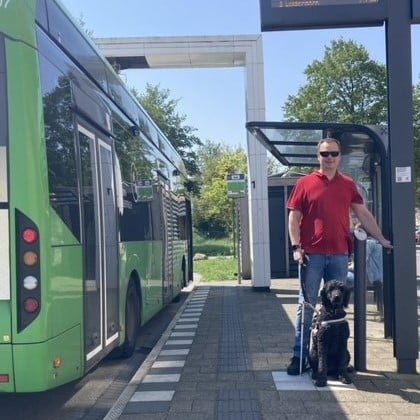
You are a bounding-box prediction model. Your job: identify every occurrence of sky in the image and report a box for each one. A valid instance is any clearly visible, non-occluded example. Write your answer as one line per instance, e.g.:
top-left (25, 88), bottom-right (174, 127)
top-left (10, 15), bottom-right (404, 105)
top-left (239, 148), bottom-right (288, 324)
top-left (60, 0), bottom-right (420, 149)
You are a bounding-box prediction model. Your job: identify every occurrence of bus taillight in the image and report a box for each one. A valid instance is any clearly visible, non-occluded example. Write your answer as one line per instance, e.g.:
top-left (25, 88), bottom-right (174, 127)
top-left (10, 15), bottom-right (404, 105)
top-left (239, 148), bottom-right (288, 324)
top-left (0, 374), bottom-right (9, 383)
top-left (23, 298), bottom-right (39, 313)
top-left (16, 211), bottom-right (41, 331)
top-left (22, 228), bottom-right (38, 244)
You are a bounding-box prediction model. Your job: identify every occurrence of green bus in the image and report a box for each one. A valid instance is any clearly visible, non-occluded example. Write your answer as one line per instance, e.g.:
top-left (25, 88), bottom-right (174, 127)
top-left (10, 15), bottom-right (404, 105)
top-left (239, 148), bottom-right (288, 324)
top-left (0, 0), bottom-right (193, 392)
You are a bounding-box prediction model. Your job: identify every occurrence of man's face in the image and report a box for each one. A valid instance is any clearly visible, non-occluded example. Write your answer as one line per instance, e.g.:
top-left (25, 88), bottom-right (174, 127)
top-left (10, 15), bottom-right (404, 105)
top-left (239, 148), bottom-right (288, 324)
top-left (317, 142), bottom-right (341, 171)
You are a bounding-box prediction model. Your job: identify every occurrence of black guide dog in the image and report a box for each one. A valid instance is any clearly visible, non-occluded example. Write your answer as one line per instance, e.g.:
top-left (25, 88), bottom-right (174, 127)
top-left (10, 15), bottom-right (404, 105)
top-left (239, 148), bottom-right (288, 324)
top-left (309, 280), bottom-right (352, 387)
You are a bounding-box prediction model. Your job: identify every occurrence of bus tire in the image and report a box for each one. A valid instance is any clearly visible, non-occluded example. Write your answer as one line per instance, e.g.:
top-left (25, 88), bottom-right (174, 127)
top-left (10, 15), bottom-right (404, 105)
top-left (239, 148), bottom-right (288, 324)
top-left (182, 256), bottom-right (187, 288)
top-left (111, 280), bottom-right (140, 359)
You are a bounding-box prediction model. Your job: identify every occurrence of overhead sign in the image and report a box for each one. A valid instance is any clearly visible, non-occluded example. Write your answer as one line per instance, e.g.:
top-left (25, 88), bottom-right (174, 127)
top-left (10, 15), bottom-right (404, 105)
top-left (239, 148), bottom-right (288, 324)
top-left (413, 0), bottom-right (420, 23)
top-left (227, 174), bottom-right (246, 198)
top-left (271, 0), bottom-right (379, 5)
top-left (259, 0), bottom-right (387, 31)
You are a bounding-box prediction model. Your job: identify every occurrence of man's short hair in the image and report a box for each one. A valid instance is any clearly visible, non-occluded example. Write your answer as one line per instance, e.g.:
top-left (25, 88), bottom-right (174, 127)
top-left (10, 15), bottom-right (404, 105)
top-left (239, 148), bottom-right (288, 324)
top-left (317, 137), bottom-right (341, 152)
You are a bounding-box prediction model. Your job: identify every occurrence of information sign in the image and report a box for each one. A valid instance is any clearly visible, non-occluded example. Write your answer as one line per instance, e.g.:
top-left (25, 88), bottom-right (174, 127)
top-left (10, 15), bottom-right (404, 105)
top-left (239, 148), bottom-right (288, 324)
top-left (260, 0), bottom-right (386, 31)
top-left (413, 0), bottom-right (420, 23)
top-left (227, 174), bottom-right (246, 198)
top-left (271, 1), bottom-right (378, 6)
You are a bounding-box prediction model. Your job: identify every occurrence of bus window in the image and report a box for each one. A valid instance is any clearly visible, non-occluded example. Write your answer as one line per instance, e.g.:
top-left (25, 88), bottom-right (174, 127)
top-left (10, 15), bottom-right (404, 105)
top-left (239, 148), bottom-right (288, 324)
top-left (40, 54), bottom-right (81, 242)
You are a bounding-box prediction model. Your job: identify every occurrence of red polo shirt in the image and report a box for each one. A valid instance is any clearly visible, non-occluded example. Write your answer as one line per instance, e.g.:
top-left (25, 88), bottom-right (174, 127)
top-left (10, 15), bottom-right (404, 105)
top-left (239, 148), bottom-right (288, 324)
top-left (287, 171), bottom-right (363, 254)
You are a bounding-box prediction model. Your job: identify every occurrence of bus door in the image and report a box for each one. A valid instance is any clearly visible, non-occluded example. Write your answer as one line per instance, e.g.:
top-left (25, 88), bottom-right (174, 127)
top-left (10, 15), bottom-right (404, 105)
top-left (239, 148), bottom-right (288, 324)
top-left (78, 125), bottom-right (119, 365)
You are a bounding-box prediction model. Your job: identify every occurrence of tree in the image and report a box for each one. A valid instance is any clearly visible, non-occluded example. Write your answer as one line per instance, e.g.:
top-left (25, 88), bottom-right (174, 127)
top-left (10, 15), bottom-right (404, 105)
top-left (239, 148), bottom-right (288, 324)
top-left (283, 39), bottom-right (420, 204)
top-left (284, 39), bottom-right (388, 125)
top-left (193, 140), bottom-right (247, 238)
top-left (133, 84), bottom-right (202, 179)
top-left (267, 155), bottom-right (285, 176)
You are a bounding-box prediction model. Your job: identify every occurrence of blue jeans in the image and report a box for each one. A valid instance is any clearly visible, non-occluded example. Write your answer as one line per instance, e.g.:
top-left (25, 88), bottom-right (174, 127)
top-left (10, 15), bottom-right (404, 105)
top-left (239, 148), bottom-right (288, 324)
top-left (292, 253), bottom-right (349, 360)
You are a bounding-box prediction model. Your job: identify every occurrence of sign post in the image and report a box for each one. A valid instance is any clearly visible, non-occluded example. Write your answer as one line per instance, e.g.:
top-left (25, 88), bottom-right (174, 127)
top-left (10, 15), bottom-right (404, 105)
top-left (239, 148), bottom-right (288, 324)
top-left (227, 174), bottom-right (246, 284)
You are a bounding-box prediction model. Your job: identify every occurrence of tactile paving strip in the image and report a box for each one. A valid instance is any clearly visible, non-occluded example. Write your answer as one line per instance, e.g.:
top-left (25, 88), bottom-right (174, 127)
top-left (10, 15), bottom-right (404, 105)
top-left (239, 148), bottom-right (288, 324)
top-left (219, 287), bottom-right (250, 372)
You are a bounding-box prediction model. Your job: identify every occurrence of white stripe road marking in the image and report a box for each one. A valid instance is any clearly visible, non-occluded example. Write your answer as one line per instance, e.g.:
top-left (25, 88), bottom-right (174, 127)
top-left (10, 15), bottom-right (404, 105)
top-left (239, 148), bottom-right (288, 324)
top-left (160, 349), bottom-right (190, 356)
top-left (177, 318), bottom-right (200, 322)
top-left (164, 339), bottom-right (193, 345)
top-left (143, 374), bottom-right (181, 383)
top-left (152, 360), bottom-right (185, 368)
top-left (272, 372), bottom-right (356, 391)
top-left (131, 390), bottom-right (175, 402)
top-left (170, 331), bottom-right (195, 337)
top-left (174, 324), bottom-right (198, 329)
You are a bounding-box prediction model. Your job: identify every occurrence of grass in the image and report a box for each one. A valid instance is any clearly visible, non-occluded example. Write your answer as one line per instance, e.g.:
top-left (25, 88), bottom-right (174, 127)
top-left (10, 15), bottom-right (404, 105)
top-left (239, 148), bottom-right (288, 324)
top-left (193, 257), bottom-right (239, 282)
top-left (193, 234), bottom-right (239, 281)
top-left (193, 236), bottom-right (233, 256)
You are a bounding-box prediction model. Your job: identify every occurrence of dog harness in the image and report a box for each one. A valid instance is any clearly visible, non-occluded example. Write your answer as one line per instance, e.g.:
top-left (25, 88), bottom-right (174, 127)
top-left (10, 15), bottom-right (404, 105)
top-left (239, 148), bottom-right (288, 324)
top-left (311, 315), bottom-right (348, 339)
top-left (320, 317), bottom-right (348, 327)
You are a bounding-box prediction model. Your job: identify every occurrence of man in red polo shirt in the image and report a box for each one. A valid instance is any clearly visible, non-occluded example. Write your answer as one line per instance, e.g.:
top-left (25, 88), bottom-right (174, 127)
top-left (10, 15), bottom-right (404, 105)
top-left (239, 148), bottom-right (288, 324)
top-left (286, 137), bottom-right (392, 375)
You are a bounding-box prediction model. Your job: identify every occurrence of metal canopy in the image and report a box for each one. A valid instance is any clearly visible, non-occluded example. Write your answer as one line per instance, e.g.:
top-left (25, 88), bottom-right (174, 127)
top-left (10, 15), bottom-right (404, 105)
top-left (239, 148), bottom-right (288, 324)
top-left (246, 121), bottom-right (387, 168)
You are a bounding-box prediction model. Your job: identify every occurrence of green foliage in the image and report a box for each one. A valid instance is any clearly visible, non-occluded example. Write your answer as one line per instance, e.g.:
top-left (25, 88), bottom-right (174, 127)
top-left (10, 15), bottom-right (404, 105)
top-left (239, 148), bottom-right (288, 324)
top-left (267, 155), bottom-right (285, 175)
top-left (132, 84), bottom-right (202, 180)
top-left (194, 258), bottom-right (238, 282)
top-left (283, 38), bottom-right (420, 204)
top-left (284, 39), bottom-right (387, 125)
top-left (193, 140), bottom-right (247, 238)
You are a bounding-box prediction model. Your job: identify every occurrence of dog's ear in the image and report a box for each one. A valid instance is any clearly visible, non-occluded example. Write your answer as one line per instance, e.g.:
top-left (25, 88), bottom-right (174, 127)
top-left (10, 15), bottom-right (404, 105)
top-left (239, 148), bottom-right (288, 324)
top-left (343, 285), bottom-right (351, 307)
top-left (320, 286), bottom-right (329, 306)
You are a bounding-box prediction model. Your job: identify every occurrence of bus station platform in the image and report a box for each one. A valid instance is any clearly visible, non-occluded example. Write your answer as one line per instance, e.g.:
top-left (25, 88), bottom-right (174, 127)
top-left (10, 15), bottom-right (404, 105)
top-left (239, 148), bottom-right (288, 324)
top-left (104, 278), bottom-right (420, 419)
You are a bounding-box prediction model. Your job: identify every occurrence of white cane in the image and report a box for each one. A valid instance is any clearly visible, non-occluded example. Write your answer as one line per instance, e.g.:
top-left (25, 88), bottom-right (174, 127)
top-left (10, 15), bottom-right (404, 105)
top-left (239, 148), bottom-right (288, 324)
top-left (300, 306), bottom-right (304, 374)
top-left (299, 262), bottom-right (305, 375)
top-left (299, 257), bottom-right (308, 375)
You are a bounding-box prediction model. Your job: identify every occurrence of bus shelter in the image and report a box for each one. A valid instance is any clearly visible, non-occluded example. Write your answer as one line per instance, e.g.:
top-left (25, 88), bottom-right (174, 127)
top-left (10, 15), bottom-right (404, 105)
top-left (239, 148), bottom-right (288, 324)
top-left (246, 121), bottom-right (393, 336)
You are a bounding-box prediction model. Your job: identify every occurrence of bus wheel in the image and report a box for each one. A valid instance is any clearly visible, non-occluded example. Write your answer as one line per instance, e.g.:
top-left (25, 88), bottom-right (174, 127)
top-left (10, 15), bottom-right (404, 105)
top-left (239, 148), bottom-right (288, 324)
top-left (181, 256), bottom-right (187, 288)
top-left (112, 280), bottom-right (140, 359)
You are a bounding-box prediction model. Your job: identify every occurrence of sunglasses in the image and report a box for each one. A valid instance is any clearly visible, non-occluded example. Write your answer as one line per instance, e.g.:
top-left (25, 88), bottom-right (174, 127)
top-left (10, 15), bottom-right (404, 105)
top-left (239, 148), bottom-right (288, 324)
top-left (319, 151), bottom-right (340, 157)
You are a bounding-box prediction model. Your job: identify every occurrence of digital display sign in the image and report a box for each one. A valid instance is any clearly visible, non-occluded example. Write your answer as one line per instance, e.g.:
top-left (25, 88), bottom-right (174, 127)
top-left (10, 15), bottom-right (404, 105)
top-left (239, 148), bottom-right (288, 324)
top-left (271, 0), bottom-right (379, 7)
top-left (260, 0), bottom-right (386, 31)
top-left (413, 0), bottom-right (420, 24)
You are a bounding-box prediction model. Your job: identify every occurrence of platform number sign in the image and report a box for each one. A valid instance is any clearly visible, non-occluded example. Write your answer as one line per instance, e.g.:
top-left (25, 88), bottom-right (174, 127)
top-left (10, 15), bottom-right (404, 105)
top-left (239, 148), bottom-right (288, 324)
top-left (227, 174), bottom-right (246, 198)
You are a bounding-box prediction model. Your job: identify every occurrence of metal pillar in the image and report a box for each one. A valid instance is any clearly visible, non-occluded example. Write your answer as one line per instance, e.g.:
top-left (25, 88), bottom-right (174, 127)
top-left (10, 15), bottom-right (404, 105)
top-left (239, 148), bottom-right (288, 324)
top-left (386, 0), bottom-right (418, 374)
top-left (353, 228), bottom-right (367, 372)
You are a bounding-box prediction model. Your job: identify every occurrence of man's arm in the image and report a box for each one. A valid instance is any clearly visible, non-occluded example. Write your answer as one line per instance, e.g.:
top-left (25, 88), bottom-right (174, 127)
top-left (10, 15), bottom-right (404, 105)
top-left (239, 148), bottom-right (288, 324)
top-left (288, 209), bottom-right (302, 245)
top-left (351, 203), bottom-right (393, 249)
top-left (288, 209), bottom-right (305, 262)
